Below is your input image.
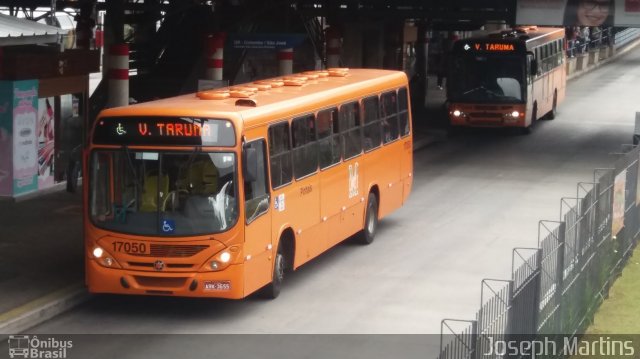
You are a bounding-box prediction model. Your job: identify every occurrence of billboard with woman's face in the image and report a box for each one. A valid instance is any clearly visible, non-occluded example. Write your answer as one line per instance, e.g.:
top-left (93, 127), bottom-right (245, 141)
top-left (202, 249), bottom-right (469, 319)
top-left (517, 0), bottom-right (640, 26)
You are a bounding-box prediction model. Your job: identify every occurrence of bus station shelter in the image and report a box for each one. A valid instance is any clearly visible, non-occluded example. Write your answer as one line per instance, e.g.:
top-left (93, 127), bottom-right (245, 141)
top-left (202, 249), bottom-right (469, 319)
top-left (0, 13), bottom-right (99, 199)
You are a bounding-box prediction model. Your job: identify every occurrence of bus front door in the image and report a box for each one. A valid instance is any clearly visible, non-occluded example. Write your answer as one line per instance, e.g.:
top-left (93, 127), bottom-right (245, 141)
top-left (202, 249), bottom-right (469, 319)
top-left (242, 138), bottom-right (273, 295)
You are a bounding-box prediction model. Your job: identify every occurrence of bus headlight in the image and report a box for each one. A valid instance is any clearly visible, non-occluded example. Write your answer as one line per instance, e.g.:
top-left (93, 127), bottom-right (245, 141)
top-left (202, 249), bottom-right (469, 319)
top-left (511, 111), bottom-right (520, 117)
top-left (202, 248), bottom-right (240, 272)
top-left (93, 247), bottom-right (104, 258)
top-left (90, 246), bottom-right (121, 268)
top-left (452, 110), bottom-right (462, 117)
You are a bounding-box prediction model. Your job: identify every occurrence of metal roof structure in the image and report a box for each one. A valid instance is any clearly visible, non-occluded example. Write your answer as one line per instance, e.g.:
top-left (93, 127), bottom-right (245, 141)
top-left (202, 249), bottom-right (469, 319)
top-left (0, 13), bottom-right (66, 46)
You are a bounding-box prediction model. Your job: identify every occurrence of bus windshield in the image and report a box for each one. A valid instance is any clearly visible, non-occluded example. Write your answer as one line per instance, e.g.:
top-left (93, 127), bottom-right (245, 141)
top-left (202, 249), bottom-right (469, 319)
top-left (90, 149), bottom-right (238, 236)
top-left (448, 55), bottom-right (525, 103)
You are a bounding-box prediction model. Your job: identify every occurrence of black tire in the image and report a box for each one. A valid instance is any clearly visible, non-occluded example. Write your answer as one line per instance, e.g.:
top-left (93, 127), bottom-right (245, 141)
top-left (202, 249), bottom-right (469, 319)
top-left (66, 159), bottom-right (80, 193)
top-left (262, 243), bottom-right (285, 299)
top-left (358, 193), bottom-right (378, 245)
top-left (547, 91), bottom-right (558, 120)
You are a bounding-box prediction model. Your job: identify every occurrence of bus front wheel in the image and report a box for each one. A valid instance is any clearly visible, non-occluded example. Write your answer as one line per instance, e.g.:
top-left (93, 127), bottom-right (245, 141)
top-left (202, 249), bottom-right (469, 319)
top-left (262, 243), bottom-right (285, 299)
top-left (358, 193), bottom-right (378, 245)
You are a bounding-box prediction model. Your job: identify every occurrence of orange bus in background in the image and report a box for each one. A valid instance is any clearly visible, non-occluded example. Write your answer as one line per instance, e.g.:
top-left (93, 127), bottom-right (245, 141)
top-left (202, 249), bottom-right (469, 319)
top-left (447, 27), bottom-right (566, 133)
top-left (85, 68), bottom-right (413, 299)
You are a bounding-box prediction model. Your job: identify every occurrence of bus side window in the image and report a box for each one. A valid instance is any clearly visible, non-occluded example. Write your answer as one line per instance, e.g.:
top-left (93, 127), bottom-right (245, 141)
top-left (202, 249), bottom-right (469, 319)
top-left (380, 91), bottom-right (399, 144)
top-left (317, 107), bottom-right (341, 169)
top-left (362, 96), bottom-right (381, 151)
top-left (398, 88), bottom-right (410, 137)
top-left (243, 139), bottom-right (270, 223)
top-left (339, 102), bottom-right (362, 159)
top-left (292, 114), bottom-right (318, 179)
top-left (268, 122), bottom-right (292, 188)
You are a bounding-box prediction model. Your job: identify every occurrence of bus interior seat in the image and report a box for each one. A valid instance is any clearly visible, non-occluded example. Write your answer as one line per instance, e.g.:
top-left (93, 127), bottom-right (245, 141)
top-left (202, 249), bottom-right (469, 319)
top-left (141, 173), bottom-right (169, 212)
top-left (201, 161), bottom-right (219, 195)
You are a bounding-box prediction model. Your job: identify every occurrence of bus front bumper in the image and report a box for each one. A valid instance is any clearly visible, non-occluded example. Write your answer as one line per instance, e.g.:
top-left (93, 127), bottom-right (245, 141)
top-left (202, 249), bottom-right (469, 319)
top-left (86, 259), bottom-right (245, 299)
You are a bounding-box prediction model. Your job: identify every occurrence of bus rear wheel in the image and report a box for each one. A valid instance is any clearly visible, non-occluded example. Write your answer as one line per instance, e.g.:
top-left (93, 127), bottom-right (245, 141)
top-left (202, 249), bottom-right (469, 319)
top-left (358, 193), bottom-right (378, 245)
top-left (547, 91), bottom-right (558, 120)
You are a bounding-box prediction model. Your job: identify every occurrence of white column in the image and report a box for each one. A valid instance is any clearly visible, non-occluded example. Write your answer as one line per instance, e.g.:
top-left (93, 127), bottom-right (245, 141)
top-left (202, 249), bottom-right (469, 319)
top-left (278, 48), bottom-right (293, 75)
top-left (108, 43), bottom-right (129, 107)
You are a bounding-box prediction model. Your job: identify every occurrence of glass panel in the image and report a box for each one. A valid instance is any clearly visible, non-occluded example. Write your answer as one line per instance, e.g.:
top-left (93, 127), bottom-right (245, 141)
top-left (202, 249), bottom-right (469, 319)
top-left (90, 150), bottom-right (238, 236)
top-left (243, 140), bottom-right (269, 223)
top-left (268, 122), bottom-right (292, 188)
top-left (398, 88), bottom-right (410, 137)
top-left (292, 115), bottom-right (318, 178)
top-left (380, 91), bottom-right (399, 144)
top-left (339, 102), bottom-right (362, 159)
top-left (362, 96), bottom-right (381, 151)
top-left (317, 108), bottom-right (341, 169)
top-left (448, 55), bottom-right (526, 103)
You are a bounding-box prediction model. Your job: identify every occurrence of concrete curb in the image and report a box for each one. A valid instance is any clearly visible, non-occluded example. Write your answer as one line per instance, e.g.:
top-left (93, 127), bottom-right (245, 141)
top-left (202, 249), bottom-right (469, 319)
top-left (0, 283), bottom-right (90, 338)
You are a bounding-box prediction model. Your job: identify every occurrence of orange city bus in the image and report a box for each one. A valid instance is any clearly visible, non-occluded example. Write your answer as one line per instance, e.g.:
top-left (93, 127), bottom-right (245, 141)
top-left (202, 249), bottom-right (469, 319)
top-left (85, 68), bottom-right (413, 299)
top-left (447, 26), bottom-right (566, 133)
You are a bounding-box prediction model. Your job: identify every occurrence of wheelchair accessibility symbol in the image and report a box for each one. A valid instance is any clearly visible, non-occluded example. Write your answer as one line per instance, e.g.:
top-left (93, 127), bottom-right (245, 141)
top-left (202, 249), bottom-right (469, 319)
top-left (161, 219), bottom-right (175, 233)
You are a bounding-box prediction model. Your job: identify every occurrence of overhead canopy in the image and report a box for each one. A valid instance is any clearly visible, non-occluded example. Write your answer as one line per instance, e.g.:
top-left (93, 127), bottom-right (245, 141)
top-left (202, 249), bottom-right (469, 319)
top-left (0, 13), bottom-right (67, 46)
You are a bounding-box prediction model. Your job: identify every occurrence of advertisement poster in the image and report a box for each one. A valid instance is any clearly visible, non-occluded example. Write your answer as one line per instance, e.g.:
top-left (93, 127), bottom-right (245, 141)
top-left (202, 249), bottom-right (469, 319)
top-left (12, 80), bottom-right (39, 196)
top-left (516, 0), bottom-right (640, 27)
top-left (0, 82), bottom-right (13, 196)
top-left (612, 169), bottom-right (627, 237)
top-left (37, 97), bottom-right (55, 189)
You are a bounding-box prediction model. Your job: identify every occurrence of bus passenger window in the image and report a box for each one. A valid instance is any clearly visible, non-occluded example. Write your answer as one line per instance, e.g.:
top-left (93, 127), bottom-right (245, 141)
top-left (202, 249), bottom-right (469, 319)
top-left (398, 87), bottom-right (411, 137)
top-left (398, 88), bottom-right (410, 137)
top-left (380, 91), bottom-right (399, 144)
top-left (243, 139), bottom-right (269, 223)
top-left (292, 114), bottom-right (318, 179)
top-left (268, 122), bottom-right (293, 188)
top-left (362, 96), bottom-right (381, 151)
top-left (317, 108), bottom-right (340, 169)
top-left (339, 102), bottom-right (362, 159)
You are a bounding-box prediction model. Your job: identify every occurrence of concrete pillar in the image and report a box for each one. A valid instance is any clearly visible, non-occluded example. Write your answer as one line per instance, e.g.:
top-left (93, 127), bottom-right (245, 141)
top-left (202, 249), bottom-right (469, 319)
top-left (206, 32), bottom-right (225, 80)
top-left (278, 48), bottom-right (293, 75)
top-left (108, 44), bottom-right (129, 107)
top-left (325, 27), bottom-right (341, 68)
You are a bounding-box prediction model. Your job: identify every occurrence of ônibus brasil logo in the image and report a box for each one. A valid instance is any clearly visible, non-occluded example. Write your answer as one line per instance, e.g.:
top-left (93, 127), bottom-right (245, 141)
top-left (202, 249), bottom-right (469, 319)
top-left (7, 335), bottom-right (72, 358)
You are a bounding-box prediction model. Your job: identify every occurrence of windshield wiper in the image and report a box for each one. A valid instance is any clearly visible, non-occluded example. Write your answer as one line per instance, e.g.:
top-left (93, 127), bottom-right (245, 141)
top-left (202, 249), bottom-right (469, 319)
top-left (462, 85), bottom-right (503, 98)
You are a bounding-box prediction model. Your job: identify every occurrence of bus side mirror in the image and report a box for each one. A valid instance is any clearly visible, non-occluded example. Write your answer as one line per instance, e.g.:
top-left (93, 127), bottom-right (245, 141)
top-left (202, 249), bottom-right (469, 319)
top-left (530, 59), bottom-right (538, 75)
top-left (243, 147), bottom-right (258, 183)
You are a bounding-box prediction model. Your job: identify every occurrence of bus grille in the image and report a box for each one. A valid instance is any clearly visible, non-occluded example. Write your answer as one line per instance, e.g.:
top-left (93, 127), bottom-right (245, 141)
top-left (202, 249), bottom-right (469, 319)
top-left (127, 244), bottom-right (209, 258)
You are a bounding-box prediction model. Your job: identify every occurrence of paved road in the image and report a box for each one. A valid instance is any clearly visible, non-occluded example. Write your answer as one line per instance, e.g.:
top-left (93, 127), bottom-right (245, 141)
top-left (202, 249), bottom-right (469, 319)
top-left (20, 46), bottom-right (640, 353)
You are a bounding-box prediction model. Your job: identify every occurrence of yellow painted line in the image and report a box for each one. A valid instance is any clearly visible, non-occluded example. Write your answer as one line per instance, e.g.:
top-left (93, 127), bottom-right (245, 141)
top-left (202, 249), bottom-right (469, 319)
top-left (0, 282), bottom-right (86, 324)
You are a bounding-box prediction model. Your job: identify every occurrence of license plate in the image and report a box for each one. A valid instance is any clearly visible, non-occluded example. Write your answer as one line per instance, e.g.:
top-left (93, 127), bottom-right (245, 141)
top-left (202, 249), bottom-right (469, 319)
top-left (203, 280), bottom-right (231, 291)
top-left (111, 241), bottom-right (150, 255)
